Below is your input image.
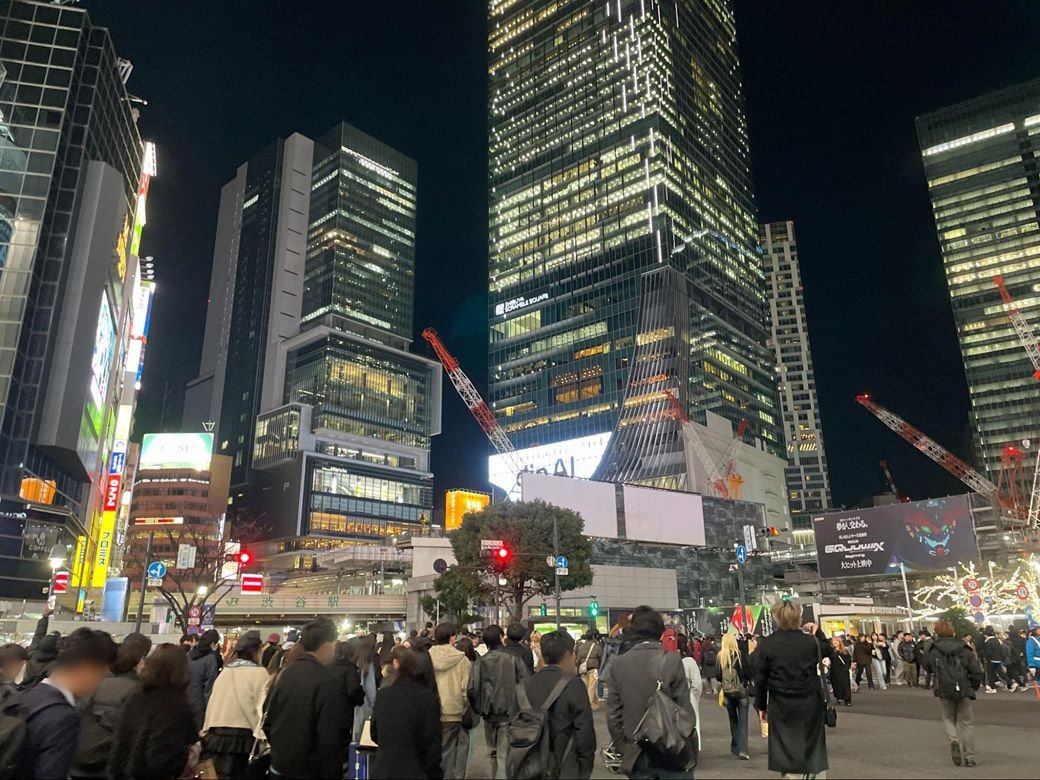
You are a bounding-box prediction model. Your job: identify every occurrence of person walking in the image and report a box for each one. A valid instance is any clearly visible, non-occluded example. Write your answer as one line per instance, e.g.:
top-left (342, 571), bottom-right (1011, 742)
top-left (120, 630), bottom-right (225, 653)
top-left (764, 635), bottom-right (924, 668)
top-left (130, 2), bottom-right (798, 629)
top-left (349, 634), bottom-right (380, 742)
top-left (1026, 627), bottom-right (1040, 684)
top-left (260, 633), bottom-right (281, 669)
top-left (371, 647), bottom-right (443, 779)
top-left (917, 630), bottom-right (935, 689)
top-left (70, 634), bottom-right (151, 778)
top-left (890, 631), bottom-right (905, 685)
top-left (467, 625), bottom-right (529, 780)
top-left (898, 632), bottom-right (919, 687)
top-left (430, 622), bottom-right (471, 780)
top-left (514, 629), bottom-right (596, 779)
top-left (1005, 630), bottom-right (1028, 688)
top-left (716, 632), bottom-right (752, 761)
top-left (377, 631), bottom-right (396, 678)
top-left (108, 644), bottom-right (200, 780)
top-left (852, 634), bottom-right (875, 690)
top-left (980, 626), bottom-right (1013, 692)
top-left (530, 630), bottom-right (544, 672)
top-left (503, 623), bottom-right (536, 675)
top-left (264, 618), bottom-right (350, 780)
top-left (679, 639), bottom-right (703, 750)
top-left (753, 601), bottom-right (831, 779)
top-left (14, 628), bottom-right (117, 780)
top-left (188, 629), bottom-right (222, 730)
top-left (701, 636), bottom-right (719, 695)
top-left (921, 620), bottom-right (984, 767)
top-left (606, 605), bottom-right (695, 780)
top-left (877, 633), bottom-right (893, 685)
top-left (200, 630), bottom-right (271, 778)
top-left (870, 632), bottom-right (889, 689)
top-left (828, 637), bottom-right (853, 707)
top-left (574, 629), bottom-right (603, 712)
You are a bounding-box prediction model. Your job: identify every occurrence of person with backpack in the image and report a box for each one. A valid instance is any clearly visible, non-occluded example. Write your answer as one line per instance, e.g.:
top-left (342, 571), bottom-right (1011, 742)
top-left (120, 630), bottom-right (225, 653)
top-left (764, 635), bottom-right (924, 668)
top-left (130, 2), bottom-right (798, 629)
top-left (606, 605), bottom-right (695, 779)
top-left (753, 600), bottom-right (832, 779)
top-left (921, 619), bottom-right (984, 767)
top-left (468, 625), bottom-right (529, 780)
top-left (508, 629), bottom-right (595, 780)
top-left (716, 632), bottom-right (752, 760)
top-left (11, 628), bottom-right (117, 780)
top-left (700, 636), bottom-right (719, 695)
top-left (574, 630), bottom-right (602, 712)
top-left (370, 647), bottom-right (442, 779)
top-left (70, 633), bottom-right (151, 779)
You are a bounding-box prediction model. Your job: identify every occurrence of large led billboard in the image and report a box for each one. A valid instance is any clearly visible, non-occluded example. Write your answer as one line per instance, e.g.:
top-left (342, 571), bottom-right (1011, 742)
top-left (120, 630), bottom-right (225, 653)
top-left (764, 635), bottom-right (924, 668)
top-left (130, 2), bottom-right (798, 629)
top-left (623, 484), bottom-right (706, 546)
top-left (445, 490), bottom-right (490, 531)
top-left (139, 433), bottom-right (214, 471)
top-left (488, 432), bottom-right (611, 494)
top-left (520, 472), bottom-right (618, 538)
top-left (87, 295), bottom-right (115, 434)
top-left (813, 495), bottom-right (979, 579)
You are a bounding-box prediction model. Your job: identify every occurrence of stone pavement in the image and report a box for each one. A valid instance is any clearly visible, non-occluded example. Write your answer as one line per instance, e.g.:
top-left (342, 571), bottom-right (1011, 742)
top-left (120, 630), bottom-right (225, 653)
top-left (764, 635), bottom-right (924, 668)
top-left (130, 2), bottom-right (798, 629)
top-left (465, 684), bottom-right (1039, 779)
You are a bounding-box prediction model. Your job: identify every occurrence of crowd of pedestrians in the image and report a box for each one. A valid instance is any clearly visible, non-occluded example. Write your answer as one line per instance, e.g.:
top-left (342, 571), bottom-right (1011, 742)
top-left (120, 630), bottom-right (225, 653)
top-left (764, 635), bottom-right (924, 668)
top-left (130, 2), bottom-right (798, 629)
top-left (0, 604), bottom-right (1034, 779)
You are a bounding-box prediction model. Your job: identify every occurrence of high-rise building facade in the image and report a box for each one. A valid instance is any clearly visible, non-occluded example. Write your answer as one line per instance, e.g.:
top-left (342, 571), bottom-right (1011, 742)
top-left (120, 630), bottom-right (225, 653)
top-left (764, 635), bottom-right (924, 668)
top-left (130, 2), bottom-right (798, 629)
top-left (761, 221), bottom-right (831, 513)
top-left (0, 1), bottom-right (150, 600)
top-left (917, 80), bottom-right (1040, 481)
top-left (487, 0), bottom-right (781, 492)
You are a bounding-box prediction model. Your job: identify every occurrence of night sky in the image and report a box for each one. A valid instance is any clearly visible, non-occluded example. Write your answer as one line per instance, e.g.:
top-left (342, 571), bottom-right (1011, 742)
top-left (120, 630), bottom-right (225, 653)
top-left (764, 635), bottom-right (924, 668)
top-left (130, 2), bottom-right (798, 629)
top-left (83, 1), bottom-right (1040, 509)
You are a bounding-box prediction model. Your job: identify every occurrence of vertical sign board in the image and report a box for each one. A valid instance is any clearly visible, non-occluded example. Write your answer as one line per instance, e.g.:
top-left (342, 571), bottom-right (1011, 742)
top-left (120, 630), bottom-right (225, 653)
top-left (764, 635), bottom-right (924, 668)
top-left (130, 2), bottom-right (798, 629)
top-left (90, 444), bottom-right (125, 588)
top-left (52, 571), bottom-right (69, 594)
top-left (70, 535), bottom-right (87, 588)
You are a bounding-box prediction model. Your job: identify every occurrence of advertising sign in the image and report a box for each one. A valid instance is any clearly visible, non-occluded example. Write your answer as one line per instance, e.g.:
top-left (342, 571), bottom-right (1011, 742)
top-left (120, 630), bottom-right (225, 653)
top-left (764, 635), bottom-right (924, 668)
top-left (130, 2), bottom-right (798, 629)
top-left (813, 495), bottom-right (978, 579)
top-left (90, 510), bottom-right (117, 588)
top-left (52, 570), bottom-right (69, 594)
top-left (102, 475), bottom-right (121, 512)
top-left (489, 432), bottom-right (611, 494)
top-left (100, 577), bottom-right (128, 623)
top-left (139, 433), bottom-right (214, 471)
top-left (241, 573), bottom-right (263, 594)
top-left (444, 490), bottom-right (490, 530)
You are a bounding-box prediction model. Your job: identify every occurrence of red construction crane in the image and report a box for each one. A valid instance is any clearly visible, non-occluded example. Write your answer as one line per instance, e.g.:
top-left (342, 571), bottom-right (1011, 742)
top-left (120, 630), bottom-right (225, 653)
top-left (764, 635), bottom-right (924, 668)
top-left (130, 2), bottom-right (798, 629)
top-left (717, 419), bottom-right (749, 491)
top-left (879, 459), bottom-right (909, 503)
top-left (855, 394), bottom-right (999, 498)
top-left (422, 328), bottom-right (524, 481)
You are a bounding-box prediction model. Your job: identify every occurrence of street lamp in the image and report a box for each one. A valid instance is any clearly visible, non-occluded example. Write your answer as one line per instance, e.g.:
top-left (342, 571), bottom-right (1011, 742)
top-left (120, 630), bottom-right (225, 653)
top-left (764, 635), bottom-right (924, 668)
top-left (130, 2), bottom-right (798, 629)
top-left (47, 543), bottom-right (67, 610)
top-left (196, 585), bottom-right (208, 598)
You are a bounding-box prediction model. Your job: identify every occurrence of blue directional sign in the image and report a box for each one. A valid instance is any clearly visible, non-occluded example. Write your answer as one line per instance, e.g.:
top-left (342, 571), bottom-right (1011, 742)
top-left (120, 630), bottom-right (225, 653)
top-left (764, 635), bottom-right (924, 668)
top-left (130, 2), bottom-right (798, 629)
top-left (735, 545), bottom-right (748, 565)
top-left (555, 555), bottom-right (569, 569)
top-left (146, 560), bottom-right (167, 579)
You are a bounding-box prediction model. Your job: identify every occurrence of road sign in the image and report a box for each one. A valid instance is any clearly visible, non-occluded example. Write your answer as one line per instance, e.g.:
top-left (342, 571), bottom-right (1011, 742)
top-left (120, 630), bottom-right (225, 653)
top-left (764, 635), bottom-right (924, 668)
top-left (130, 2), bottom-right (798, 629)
top-left (1016, 583), bottom-right (1030, 601)
top-left (146, 560), bottom-right (167, 579)
top-left (555, 567), bottom-right (568, 576)
top-left (146, 578), bottom-right (163, 588)
top-left (480, 539), bottom-right (504, 550)
top-left (187, 605), bottom-right (202, 626)
top-left (241, 573), bottom-right (264, 594)
top-left (555, 555), bottom-right (569, 569)
top-left (545, 555), bottom-right (556, 568)
top-left (743, 524), bottom-right (758, 553)
top-left (201, 604), bottom-right (216, 629)
top-left (964, 577), bottom-right (981, 593)
top-left (52, 571), bottom-right (69, 594)
top-left (176, 544), bottom-right (197, 569)
top-left (433, 558), bottom-right (448, 575)
top-left (735, 545), bottom-right (747, 565)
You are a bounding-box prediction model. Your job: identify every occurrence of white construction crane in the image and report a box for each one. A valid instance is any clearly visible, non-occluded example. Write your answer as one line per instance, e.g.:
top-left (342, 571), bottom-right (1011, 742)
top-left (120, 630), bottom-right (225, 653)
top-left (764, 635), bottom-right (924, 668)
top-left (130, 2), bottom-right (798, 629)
top-left (662, 390), bottom-right (731, 498)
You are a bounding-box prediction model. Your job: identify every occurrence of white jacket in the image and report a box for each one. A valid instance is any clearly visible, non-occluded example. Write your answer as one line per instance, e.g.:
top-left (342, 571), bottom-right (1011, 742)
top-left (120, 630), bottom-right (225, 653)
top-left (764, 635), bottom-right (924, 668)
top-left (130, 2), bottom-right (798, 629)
top-left (202, 660), bottom-right (270, 737)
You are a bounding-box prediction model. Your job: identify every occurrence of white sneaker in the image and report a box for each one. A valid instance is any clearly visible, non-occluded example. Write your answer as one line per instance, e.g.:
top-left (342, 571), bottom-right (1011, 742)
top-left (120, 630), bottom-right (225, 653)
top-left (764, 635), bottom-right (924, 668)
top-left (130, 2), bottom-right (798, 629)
top-left (985, 686), bottom-right (996, 693)
top-left (1010, 683), bottom-right (1020, 693)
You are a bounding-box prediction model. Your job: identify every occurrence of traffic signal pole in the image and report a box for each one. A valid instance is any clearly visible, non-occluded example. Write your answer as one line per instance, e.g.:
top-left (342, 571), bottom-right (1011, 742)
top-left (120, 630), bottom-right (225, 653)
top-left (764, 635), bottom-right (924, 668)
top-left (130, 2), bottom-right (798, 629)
top-left (133, 531), bottom-right (154, 634)
top-left (553, 514), bottom-right (561, 630)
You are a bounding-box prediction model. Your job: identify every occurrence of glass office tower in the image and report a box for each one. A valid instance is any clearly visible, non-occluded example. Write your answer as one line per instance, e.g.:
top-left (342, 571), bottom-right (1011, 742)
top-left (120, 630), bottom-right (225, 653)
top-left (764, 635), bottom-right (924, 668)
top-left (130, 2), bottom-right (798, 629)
top-left (487, 0), bottom-right (781, 490)
top-left (761, 221), bottom-right (831, 513)
top-left (917, 80), bottom-right (1040, 481)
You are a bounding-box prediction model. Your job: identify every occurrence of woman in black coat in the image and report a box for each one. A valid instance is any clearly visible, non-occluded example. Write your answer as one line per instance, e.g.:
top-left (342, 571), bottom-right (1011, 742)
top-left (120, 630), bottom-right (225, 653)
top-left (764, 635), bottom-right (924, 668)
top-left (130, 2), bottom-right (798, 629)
top-left (754, 600), bottom-right (832, 777)
top-left (109, 645), bottom-right (199, 780)
top-left (828, 636), bottom-right (853, 707)
top-left (370, 647), bottom-right (443, 780)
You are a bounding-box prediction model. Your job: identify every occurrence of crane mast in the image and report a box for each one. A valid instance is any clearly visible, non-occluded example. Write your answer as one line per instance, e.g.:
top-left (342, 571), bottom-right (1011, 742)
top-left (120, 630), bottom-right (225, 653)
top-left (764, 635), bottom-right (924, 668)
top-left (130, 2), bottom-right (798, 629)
top-left (421, 327), bottom-right (524, 483)
top-left (879, 459), bottom-right (908, 503)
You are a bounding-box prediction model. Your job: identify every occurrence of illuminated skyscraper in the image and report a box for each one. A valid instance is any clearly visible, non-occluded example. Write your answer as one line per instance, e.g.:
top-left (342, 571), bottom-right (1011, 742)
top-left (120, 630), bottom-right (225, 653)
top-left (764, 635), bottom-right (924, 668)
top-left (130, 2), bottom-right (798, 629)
top-left (761, 221), bottom-right (831, 513)
top-left (487, 0), bottom-right (781, 492)
top-left (917, 80), bottom-right (1040, 481)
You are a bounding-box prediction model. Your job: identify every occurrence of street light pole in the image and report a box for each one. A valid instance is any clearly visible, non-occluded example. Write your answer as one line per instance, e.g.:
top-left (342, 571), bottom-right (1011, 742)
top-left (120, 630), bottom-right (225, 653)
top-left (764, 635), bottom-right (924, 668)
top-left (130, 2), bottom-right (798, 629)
top-left (133, 531), bottom-right (154, 634)
top-left (553, 514), bottom-right (561, 630)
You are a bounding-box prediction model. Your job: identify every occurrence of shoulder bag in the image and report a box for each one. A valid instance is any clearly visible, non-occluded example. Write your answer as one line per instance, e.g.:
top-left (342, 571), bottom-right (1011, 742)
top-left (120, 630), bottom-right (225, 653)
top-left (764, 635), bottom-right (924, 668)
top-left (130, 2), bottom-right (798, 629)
top-left (815, 640), bottom-right (837, 728)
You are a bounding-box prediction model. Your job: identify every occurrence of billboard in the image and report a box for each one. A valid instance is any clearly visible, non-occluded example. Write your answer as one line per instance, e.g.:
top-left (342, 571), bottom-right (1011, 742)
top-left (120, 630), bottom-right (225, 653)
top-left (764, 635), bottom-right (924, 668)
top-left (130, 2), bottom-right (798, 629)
top-left (623, 484), bottom-right (706, 546)
top-left (445, 490), bottom-right (490, 531)
top-left (813, 495), bottom-right (979, 579)
top-left (139, 433), bottom-right (214, 471)
top-left (488, 432), bottom-right (611, 494)
top-left (87, 295), bottom-right (116, 434)
top-left (520, 472), bottom-right (618, 538)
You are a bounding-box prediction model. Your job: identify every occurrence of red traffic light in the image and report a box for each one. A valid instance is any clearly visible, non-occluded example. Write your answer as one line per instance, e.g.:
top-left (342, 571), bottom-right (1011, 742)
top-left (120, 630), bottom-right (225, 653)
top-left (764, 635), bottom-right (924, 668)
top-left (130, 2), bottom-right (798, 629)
top-left (768, 527), bottom-right (780, 537)
top-left (237, 550), bottom-right (252, 565)
top-left (496, 547), bottom-right (510, 560)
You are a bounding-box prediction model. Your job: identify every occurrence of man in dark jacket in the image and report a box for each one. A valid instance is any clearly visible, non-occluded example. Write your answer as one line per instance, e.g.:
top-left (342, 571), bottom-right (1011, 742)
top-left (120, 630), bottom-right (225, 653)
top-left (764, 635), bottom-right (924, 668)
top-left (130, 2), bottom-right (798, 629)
top-left (916, 630), bottom-right (934, 688)
top-left (1006, 629), bottom-right (1028, 688)
top-left (13, 628), bottom-right (116, 780)
top-left (979, 626), bottom-right (1013, 692)
top-left (517, 629), bottom-right (596, 779)
top-left (607, 605), bottom-right (694, 779)
top-left (897, 633), bottom-right (919, 686)
top-left (503, 622), bottom-right (535, 674)
top-left (188, 628), bottom-right (221, 729)
top-left (264, 618), bottom-right (347, 780)
top-left (922, 620), bottom-right (984, 767)
top-left (468, 624), bottom-right (529, 780)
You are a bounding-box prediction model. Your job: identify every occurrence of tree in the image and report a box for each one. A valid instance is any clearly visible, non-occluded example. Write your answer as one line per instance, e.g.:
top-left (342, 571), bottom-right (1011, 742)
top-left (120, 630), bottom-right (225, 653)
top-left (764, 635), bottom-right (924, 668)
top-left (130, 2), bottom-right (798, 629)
top-left (420, 565), bottom-right (489, 626)
top-left (123, 514), bottom-right (266, 634)
top-left (937, 606), bottom-right (976, 639)
top-left (441, 500), bottom-right (594, 623)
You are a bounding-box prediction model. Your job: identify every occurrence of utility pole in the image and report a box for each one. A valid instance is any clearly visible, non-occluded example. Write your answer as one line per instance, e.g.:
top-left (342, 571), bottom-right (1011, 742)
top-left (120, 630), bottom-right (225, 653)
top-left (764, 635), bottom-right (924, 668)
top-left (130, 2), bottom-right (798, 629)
top-left (133, 531), bottom-right (154, 634)
top-left (553, 514), bottom-right (561, 630)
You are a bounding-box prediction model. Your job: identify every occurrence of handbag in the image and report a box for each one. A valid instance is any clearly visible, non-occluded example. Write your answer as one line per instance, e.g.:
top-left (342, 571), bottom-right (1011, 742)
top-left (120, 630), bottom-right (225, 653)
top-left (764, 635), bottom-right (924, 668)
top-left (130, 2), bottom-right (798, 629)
top-left (461, 701), bottom-right (480, 730)
top-left (243, 738), bottom-right (271, 780)
top-left (578, 642), bottom-right (596, 676)
top-left (816, 641), bottom-right (837, 728)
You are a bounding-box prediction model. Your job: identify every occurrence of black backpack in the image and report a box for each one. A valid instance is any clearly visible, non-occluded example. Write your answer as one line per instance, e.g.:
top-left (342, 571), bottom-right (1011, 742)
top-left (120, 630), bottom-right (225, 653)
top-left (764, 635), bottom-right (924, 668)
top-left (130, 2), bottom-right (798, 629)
top-left (932, 648), bottom-right (969, 701)
top-left (0, 684), bottom-right (25, 780)
top-left (632, 654), bottom-right (697, 772)
top-left (702, 646), bottom-right (718, 667)
top-left (506, 676), bottom-right (571, 780)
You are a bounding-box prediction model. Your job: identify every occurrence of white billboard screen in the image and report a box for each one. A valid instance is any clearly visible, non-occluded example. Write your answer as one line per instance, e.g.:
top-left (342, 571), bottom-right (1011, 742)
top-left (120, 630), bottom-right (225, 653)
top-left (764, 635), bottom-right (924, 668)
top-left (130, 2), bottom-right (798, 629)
top-left (623, 484), bottom-right (706, 546)
top-left (488, 431), bottom-right (611, 494)
top-left (520, 471), bottom-right (618, 538)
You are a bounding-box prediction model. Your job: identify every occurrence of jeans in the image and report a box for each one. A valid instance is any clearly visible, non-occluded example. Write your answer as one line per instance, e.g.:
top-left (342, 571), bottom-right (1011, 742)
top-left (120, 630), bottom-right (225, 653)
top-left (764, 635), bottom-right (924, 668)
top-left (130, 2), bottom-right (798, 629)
top-left (871, 658), bottom-right (888, 689)
top-left (724, 693), bottom-right (749, 756)
top-left (441, 721), bottom-right (465, 780)
top-left (940, 698), bottom-right (975, 760)
top-left (484, 720), bottom-right (510, 780)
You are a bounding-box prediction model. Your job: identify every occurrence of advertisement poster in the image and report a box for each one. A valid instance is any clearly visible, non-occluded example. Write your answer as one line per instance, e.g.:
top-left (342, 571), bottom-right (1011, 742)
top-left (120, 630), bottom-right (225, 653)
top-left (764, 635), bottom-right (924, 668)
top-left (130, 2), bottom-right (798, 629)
top-left (814, 495), bottom-right (978, 580)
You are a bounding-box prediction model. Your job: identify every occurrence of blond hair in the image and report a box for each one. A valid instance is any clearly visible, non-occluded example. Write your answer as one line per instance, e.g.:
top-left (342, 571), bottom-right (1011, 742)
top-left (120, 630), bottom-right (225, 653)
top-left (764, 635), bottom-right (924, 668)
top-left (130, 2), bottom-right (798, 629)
top-left (772, 599), bottom-right (802, 631)
top-left (720, 632), bottom-right (741, 670)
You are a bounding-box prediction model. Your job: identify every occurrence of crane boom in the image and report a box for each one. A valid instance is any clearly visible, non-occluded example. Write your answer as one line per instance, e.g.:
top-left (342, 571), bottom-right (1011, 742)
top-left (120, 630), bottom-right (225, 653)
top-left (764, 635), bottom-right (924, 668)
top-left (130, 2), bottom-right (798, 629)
top-left (855, 395), bottom-right (998, 496)
top-left (880, 459), bottom-right (908, 502)
top-left (662, 390), bottom-right (730, 498)
top-left (422, 328), bottom-right (524, 479)
top-left (994, 276), bottom-right (1040, 380)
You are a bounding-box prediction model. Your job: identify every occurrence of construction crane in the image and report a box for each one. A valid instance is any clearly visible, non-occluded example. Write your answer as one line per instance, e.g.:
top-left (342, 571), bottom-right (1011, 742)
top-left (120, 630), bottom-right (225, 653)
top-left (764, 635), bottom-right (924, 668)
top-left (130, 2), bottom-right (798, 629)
top-left (855, 394), bottom-right (1000, 499)
top-left (993, 275), bottom-right (1040, 527)
top-left (717, 419), bottom-right (749, 499)
top-left (879, 459), bottom-right (909, 503)
top-left (421, 328), bottom-right (525, 487)
top-left (662, 390), bottom-right (731, 498)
